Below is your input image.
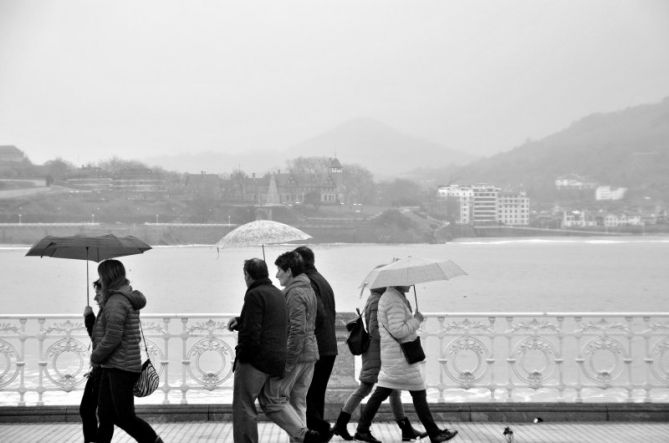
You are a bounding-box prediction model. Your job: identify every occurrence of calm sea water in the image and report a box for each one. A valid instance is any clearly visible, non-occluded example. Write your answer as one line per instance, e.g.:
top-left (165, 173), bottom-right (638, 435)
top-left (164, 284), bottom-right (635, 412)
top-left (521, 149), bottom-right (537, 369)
top-left (4, 236), bottom-right (669, 314)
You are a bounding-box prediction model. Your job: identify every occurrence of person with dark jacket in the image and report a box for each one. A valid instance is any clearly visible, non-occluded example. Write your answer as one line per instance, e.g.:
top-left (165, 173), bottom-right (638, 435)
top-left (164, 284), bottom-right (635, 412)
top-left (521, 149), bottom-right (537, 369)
top-left (294, 246), bottom-right (338, 441)
top-left (228, 258), bottom-right (291, 443)
top-left (91, 259), bottom-right (163, 443)
top-left (332, 287), bottom-right (427, 441)
top-left (80, 279), bottom-right (114, 443)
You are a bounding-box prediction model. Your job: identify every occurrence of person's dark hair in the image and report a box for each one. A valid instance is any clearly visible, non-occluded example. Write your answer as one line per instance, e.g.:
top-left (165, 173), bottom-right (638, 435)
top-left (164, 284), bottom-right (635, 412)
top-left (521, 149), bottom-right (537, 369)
top-left (92, 279), bottom-right (102, 290)
top-left (293, 246), bottom-right (314, 268)
top-left (275, 251), bottom-right (305, 276)
top-left (97, 259), bottom-right (129, 292)
top-left (370, 287), bottom-right (385, 295)
top-left (243, 258), bottom-right (269, 280)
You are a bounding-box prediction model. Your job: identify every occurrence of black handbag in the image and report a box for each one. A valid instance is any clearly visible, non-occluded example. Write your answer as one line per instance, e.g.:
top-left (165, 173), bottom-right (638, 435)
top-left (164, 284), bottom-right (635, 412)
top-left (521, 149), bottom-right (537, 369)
top-left (383, 324), bottom-right (426, 364)
top-left (346, 308), bottom-right (370, 356)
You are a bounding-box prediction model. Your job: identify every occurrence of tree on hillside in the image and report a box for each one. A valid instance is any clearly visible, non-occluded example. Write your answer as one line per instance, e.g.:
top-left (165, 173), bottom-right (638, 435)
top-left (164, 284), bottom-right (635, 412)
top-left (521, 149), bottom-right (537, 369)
top-left (376, 178), bottom-right (425, 207)
top-left (342, 163), bottom-right (376, 204)
top-left (96, 158), bottom-right (151, 175)
top-left (44, 158), bottom-right (77, 182)
top-left (287, 157), bottom-right (330, 177)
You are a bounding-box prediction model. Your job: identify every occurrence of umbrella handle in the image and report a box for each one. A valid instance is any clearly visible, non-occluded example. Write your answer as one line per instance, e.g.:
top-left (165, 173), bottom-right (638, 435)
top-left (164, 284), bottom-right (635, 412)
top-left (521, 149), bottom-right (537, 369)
top-left (413, 285), bottom-right (418, 312)
top-left (86, 255), bottom-right (90, 306)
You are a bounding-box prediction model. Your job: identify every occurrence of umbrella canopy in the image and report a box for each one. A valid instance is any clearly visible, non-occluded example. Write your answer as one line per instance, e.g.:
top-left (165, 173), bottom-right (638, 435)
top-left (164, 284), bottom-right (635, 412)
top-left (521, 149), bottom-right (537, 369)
top-left (25, 234), bottom-right (152, 304)
top-left (216, 220), bottom-right (311, 259)
top-left (361, 256), bottom-right (467, 290)
top-left (26, 234), bottom-right (152, 262)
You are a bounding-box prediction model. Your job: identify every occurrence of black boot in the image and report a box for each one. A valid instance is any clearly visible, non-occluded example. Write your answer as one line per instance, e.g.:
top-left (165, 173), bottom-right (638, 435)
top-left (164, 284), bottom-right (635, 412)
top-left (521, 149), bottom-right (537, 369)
top-left (353, 430), bottom-right (382, 443)
top-left (333, 411), bottom-right (353, 441)
top-left (304, 429), bottom-right (322, 443)
top-left (397, 417), bottom-right (429, 441)
top-left (430, 429), bottom-right (458, 442)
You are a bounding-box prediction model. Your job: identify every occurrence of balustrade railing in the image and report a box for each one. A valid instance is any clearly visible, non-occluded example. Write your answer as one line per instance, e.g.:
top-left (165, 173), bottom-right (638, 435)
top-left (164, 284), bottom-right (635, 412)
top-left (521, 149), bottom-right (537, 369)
top-left (0, 313), bottom-right (668, 406)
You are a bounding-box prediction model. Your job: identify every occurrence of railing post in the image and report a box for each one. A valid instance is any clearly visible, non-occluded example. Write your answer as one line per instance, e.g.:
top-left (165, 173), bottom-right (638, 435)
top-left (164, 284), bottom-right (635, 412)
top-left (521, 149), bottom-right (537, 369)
top-left (326, 313), bottom-right (359, 404)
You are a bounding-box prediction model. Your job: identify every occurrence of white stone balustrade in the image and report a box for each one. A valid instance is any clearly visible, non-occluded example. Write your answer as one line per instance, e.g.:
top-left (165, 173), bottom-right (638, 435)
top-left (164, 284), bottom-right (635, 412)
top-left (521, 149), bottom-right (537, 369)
top-left (0, 313), bottom-right (667, 406)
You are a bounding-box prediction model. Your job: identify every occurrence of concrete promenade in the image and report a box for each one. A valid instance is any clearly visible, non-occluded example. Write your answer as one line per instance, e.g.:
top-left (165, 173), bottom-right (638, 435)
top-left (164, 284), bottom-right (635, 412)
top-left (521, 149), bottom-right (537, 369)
top-left (2, 420), bottom-right (669, 442)
top-left (1, 403), bottom-right (668, 442)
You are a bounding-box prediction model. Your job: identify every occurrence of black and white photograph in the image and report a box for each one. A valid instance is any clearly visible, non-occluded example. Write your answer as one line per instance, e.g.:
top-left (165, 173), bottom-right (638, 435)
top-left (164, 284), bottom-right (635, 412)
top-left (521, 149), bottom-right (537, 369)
top-left (1, 1), bottom-right (668, 442)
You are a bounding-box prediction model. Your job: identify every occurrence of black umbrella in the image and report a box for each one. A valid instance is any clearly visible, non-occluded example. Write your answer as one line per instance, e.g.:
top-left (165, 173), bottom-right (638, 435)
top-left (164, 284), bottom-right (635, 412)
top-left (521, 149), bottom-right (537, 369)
top-left (26, 234), bottom-right (152, 304)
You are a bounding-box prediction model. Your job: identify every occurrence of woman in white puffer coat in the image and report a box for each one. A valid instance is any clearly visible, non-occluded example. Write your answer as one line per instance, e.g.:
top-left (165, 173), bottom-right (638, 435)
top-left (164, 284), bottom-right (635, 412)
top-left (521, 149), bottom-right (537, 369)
top-left (353, 286), bottom-right (459, 443)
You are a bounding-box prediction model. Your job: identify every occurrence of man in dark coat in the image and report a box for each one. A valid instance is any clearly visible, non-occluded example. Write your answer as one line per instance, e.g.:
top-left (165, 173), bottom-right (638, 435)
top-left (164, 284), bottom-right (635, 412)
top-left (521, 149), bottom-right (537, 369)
top-left (228, 258), bottom-right (288, 443)
top-left (294, 246), bottom-right (338, 441)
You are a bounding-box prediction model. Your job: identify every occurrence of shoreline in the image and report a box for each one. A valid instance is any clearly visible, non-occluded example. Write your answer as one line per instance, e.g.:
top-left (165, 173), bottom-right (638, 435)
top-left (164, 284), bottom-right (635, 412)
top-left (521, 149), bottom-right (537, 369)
top-left (1, 222), bottom-right (667, 246)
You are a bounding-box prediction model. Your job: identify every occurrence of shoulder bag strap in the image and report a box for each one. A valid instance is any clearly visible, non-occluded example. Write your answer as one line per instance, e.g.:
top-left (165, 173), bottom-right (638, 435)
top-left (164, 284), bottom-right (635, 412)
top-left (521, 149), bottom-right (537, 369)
top-left (138, 314), bottom-right (149, 355)
top-left (381, 323), bottom-right (400, 343)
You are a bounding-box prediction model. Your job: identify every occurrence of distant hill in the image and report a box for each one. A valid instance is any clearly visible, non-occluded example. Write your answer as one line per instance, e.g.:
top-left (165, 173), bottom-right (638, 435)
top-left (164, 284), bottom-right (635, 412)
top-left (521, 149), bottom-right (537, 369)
top-left (142, 118), bottom-right (476, 177)
top-left (286, 118), bottom-right (476, 178)
top-left (426, 97), bottom-right (669, 202)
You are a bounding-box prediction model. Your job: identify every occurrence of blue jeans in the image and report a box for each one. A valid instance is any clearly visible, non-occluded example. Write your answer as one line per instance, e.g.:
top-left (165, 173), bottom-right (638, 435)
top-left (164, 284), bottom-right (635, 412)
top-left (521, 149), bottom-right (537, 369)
top-left (232, 362), bottom-right (272, 443)
top-left (259, 361), bottom-right (315, 441)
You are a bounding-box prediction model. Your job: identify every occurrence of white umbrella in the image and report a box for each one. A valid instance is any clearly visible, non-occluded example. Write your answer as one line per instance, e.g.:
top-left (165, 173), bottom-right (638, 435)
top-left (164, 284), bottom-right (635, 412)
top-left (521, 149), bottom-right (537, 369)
top-left (216, 219), bottom-right (311, 260)
top-left (360, 256), bottom-right (467, 310)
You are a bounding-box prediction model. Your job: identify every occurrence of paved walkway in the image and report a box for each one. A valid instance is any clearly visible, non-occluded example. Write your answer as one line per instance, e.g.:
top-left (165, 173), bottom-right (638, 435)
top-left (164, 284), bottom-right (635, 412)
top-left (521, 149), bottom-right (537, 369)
top-left (1, 421), bottom-right (668, 443)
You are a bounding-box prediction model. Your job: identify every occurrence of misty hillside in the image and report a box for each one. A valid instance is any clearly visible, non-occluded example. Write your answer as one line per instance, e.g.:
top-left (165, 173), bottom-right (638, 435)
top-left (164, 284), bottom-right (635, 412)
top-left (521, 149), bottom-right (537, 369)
top-left (431, 97), bottom-right (669, 201)
top-left (142, 118), bottom-right (476, 177)
top-left (287, 118), bottom-right (476, 176)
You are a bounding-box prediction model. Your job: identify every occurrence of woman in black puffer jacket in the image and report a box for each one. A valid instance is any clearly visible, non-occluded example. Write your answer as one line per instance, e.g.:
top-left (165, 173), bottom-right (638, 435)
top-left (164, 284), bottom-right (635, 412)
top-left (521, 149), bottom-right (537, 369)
top-left (91, 259), bottom-right (163, 443)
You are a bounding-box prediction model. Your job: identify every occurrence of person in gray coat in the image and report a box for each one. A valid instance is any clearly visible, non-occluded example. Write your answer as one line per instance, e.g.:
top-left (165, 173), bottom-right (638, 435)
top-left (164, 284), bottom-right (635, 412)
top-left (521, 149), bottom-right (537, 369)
top-left (258, 251), bottom-right (321, 443)
top-left (332, 286), bottom-right (427, 441)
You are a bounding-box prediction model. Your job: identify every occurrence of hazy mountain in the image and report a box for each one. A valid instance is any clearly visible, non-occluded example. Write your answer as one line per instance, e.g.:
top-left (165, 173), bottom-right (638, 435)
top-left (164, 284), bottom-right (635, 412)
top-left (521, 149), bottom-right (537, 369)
top-left (142, 118), bottom-right (476, 177)
top-left (286, 118), bottom-right (476, 177)
top-left (425, 97), bottom-right (669, 202)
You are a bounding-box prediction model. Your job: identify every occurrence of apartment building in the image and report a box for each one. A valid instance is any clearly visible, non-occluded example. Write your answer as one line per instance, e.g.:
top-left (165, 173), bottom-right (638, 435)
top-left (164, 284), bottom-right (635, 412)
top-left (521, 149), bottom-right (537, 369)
top-left (436, 185), bottom-right (473, 224)
top-left (437, 184), bottom-right (529, 226)
top-left (497, 191), bottom-right (530, 226)
top-left (471, 184), bottom-right (500, 224)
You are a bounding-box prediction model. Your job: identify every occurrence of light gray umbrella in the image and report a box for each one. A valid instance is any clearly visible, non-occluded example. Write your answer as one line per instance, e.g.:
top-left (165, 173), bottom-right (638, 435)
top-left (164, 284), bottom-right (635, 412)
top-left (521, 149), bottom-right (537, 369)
top-left (216, 219), bottom-right (311, 260)
top-left (360, 256), bottom-right (467, 310)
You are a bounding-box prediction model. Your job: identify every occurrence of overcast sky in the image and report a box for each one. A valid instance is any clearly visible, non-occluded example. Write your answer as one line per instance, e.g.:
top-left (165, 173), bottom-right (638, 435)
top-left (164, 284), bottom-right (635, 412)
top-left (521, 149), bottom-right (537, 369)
top-left (1, 0), bottom-right (668, 166)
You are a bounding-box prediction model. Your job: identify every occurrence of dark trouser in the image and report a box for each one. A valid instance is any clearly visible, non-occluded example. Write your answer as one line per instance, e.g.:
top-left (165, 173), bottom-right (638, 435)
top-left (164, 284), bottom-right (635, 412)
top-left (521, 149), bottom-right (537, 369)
top-left (357, 387), bottom-right (440, 437)
top-left (97, 368), bottom-right (158, 443)
top-left (306, 354), bottom-right (336, 433)
top-left (80, 367), bottom-right (114, 442)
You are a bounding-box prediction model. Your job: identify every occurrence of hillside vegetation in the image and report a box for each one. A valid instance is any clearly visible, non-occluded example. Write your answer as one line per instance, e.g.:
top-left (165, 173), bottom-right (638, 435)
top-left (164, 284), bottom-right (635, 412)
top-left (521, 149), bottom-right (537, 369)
top-left (431, 97), bottom-right (669, 203)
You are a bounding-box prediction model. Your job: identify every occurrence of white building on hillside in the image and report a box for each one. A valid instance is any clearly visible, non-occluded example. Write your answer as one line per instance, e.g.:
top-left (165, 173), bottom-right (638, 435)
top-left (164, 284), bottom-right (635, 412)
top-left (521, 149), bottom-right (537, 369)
top-left (596, 186), bottom-right (627, 201)
top-left (436, 185), bottom-right (473, 224)
top-left (498, 191), bottom-right (530, 226)
top-left (562, 210), bottom-right (597, 228)
top-left (471, 184), bottom-right (500, 224)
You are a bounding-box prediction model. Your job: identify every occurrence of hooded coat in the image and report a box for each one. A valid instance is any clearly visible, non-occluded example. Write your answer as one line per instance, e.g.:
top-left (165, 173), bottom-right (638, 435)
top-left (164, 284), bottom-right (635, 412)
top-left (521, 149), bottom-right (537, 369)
top-left (90, 284), bottom-right (146, 373)
top-left (358, 290), bottom-right (382, 384)
top-left (376, 287), bottom-right (425, 391)
top-left (284, 273), bottom-right (320, 369)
